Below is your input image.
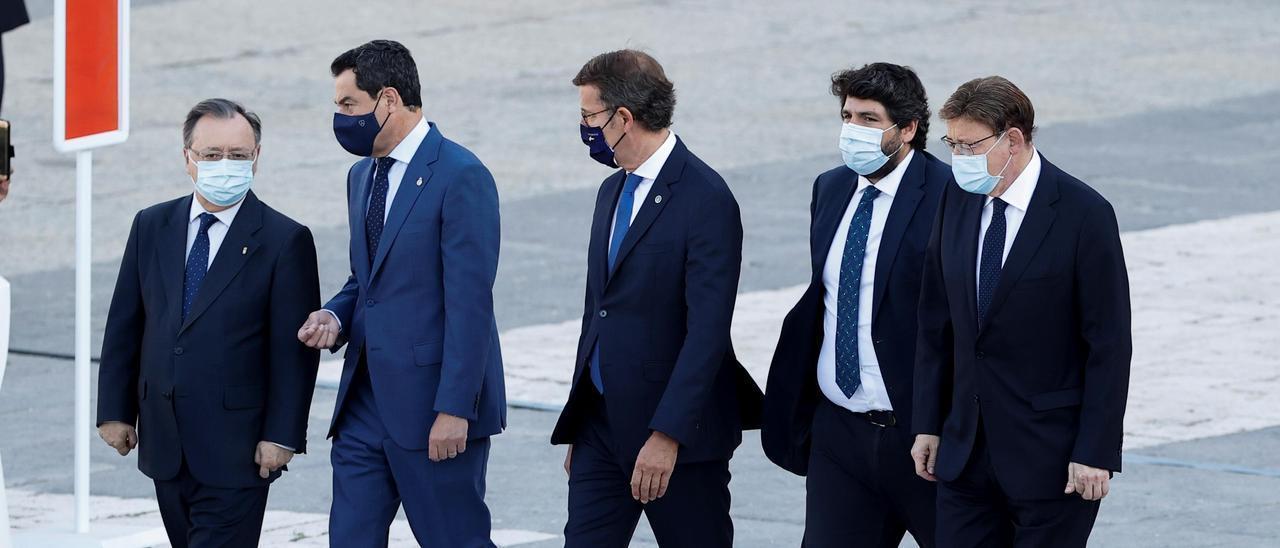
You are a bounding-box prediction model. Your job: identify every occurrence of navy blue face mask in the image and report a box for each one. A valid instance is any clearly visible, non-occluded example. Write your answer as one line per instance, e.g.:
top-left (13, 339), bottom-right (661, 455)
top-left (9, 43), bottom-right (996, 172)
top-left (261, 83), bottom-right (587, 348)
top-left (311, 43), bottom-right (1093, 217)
top-left (333, 93), bottom-right (391, 157)
top-left (580, 110), bottom-right (626, 168)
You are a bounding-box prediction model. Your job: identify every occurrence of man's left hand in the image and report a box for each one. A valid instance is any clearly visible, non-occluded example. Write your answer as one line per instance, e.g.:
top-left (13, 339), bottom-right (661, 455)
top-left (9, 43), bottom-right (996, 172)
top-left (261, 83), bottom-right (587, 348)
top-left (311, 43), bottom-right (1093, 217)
top-left (255, 442), bottom-right (294, 479)
top-left (1064, 461), bottom-right (1111, 501)
top-left (631, 431), bottom-right (678, 504)
top-left (428, 412), bottom-right (469, 462)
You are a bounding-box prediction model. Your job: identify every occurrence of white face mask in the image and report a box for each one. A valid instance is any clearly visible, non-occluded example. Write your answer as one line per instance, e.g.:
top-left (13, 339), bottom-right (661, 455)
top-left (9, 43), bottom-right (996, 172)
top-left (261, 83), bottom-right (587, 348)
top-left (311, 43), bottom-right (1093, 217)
top-left (951, 132), bottom-right (1012, 195)
top-left (839, 122), bottom-right (901, 175)
top-left (189, 155), bottom-right (254, 206)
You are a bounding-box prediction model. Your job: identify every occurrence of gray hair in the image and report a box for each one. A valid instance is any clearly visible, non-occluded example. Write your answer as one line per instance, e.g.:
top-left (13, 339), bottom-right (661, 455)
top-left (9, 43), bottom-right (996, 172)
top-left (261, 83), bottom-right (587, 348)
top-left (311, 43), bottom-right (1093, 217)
top-left (182, 98), bottom-right (262, 148)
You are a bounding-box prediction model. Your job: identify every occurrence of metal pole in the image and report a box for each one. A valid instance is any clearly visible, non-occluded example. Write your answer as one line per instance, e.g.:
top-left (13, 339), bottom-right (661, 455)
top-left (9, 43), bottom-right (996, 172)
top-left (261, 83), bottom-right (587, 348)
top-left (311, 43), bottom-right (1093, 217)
top-left (74, 150), bottom-right (92, 533)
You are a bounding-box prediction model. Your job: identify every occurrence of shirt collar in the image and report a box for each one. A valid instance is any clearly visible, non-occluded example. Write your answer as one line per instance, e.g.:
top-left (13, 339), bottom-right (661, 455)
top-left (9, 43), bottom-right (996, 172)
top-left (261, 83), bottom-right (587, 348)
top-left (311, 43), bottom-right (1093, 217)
top-left (189, 193), bottom-right (245, 227)
top-left (386, 116), bottom-right (432, 165)
top-left (856, 148), bottom-right (915, 198)
top-left (986, 148), bottom-right (1041, 211)
top-left (630, 130), bottom-right (678, 181)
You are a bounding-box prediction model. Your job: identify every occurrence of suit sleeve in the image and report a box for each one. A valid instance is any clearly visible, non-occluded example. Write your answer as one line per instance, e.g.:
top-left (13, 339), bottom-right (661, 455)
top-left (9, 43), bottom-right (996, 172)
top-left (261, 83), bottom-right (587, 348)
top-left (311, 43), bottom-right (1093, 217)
top-left (435, 163), bottom-right (501, 421)
top-left (322, 163), bottom-right (361, 352)
top-left (649, 189), bottom-right (743, 446)
top-left (262, 227), bottom-right (323, 452)
top-left (1070, 201), bottom-right (1132, 472)
top-left (913, 183), bottom-right (955, 436)
top-left (97, 212), bottom-right (145, 426)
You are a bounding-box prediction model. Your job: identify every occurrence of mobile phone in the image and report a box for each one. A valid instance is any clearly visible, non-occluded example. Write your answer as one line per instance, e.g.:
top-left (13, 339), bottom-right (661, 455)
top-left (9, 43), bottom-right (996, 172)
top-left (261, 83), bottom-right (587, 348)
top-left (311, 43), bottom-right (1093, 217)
top-left (0, 119), bottom-right (11, 176)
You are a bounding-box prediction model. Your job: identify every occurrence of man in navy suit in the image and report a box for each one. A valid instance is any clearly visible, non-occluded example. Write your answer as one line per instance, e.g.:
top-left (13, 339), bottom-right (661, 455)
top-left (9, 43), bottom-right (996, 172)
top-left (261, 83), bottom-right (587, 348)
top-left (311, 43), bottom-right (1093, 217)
top-left (97, 98), bottom-right (321, 547)
top-left (762, 63), bottom-right (947, 548)
top-left (550, 49), bottom-right (764, 548)
top-left (297, 40), bottom-right (504, 548)
top-left (910, 76), bottom-right (1131, 548)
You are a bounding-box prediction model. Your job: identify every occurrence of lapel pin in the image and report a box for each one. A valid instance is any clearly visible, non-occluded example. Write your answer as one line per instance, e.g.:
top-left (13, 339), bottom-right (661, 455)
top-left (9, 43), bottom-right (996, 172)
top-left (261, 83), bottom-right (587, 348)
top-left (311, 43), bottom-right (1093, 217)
top-left (242, 246), bottom-right (248, 255)
top-left (655, 195), bottom-right (663, 204)
top-left (416, 177), bottom-right (424, 187)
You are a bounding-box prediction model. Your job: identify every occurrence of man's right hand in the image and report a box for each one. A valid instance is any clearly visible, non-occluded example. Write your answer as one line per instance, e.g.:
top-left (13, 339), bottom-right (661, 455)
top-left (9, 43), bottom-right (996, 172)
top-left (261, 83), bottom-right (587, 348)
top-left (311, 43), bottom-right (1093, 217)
top-left (911, 434), bottom-right (940, 482)
top-left (99, 421), bottom-right (138, 456)
top-left (0, 174), bottom-right (10, 204)
top-left (297, 310), bottom-right (340, 349)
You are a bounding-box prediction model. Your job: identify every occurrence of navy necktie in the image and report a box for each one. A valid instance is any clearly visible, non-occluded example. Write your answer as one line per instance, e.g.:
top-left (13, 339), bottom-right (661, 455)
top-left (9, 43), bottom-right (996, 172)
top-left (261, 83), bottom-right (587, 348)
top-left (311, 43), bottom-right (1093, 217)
top-left (183, 213), bottom-right (219, 321)
top-left (835, 185), bottom-right (880, 398)
top-left (591, 173), bottom-right (645, 394)
top-left (366, 156), bottom-right (397, 265)
top-left (978, 198), bottom-right (1009, 328)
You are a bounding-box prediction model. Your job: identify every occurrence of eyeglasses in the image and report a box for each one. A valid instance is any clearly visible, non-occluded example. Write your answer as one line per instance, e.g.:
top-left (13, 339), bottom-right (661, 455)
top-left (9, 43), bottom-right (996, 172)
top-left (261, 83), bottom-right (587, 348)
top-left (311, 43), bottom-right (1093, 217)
top-left (188, 148), bottom-right (256, 162)
top-left (580, 108), bottom-right (614, 126)
top-left (941, 132), bottom-right (1002, 156)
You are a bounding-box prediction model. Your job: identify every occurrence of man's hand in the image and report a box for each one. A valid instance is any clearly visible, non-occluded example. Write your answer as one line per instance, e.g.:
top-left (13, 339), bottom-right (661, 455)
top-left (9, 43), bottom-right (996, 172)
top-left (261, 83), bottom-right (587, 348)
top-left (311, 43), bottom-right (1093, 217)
top-left (631, 431), bottom-right (678, 504)
top-left (564, 445), bottom-right (573, 476)
top-left (428, 412), bottom-right (469, 462)
top-left (0, 174), bottom-right (10, 204)
top-left (1065, 462), bottom-right (1111, 501)
top-left (98, 422), bottom-right (137, 456)
top-left (911, 434), bottom-right (940, 482)
top-left (297, 310), bottom-right (340, 349)
top-left (255, 442), bottom-right (294, 479)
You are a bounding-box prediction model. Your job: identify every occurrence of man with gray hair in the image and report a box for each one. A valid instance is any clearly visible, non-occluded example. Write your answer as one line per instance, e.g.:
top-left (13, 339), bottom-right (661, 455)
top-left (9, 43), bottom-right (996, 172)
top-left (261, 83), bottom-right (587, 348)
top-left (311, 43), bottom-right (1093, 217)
top-left (97, 98), bottom-right (321, 547)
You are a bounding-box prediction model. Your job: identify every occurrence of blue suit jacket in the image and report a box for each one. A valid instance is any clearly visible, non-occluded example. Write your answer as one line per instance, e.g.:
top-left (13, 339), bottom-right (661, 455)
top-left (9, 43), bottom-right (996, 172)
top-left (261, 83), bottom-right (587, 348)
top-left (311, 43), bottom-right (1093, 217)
top-left (325, 123), bottom-right (506, 449)
top-left (761, 151), bottom-right (950, 475)
top-left (913, 155), bottom-right (1132, 499)
top-left (97, 192), bottom-right (321, 488)
top-left (550, 138), bottom-right (764, 464)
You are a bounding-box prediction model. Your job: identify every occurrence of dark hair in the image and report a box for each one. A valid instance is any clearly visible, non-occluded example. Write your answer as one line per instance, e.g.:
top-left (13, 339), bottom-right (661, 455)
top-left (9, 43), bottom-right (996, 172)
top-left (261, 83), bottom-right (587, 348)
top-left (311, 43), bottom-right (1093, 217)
top-left (182, 98), bottom-right (261, 148)
top-left (572, 49), bottom-right (676, 131)
top-left (330, 40), bottom-right (423, 110)
top-left (939, 76), bottom-right (1036, 143)
top-left (830, 63), bottom-right (930, 150)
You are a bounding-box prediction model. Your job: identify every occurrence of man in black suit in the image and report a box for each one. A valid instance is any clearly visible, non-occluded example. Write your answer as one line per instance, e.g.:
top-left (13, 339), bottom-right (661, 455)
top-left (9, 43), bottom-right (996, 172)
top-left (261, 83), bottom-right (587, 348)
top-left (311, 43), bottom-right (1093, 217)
top-left (96, 98), bottom-right (321, 547)
top-left (910, 76), bottom-right (1131, 548)
top-left (550, 49), bottom-right (763, 548)
top-left (761, 62), bottom-right (947, 548)
top-left (0, 0), bottom-right (27, 114)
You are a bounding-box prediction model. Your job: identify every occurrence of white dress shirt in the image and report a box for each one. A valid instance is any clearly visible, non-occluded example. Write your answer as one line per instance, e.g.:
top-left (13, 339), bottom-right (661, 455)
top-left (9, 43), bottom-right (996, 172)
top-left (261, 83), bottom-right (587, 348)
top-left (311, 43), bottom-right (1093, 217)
top-left (976, 149), bottom-right (1041, 286)
top-left (370, 116), bottom-right (432, 221)
top-left (186, 195), bottom-right (245, 267)
top-left (608, 130), bottom-right (677, 243)
top-left (816, 149), bottom-right (915, 413)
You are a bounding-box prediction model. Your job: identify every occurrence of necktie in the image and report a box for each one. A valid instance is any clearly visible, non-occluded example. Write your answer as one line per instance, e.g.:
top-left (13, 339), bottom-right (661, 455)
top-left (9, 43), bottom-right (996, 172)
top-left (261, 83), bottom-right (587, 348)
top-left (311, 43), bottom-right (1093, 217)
top-left (592, 173), bottom-right (646, 394)
top-left (978, 199), bottom-right (1009, 328)
top-left (835, 185), bottom-right (880, 398)
top-left (183, 213), bottom-right (219, 321)
top-left (366, 156), bottom-right (397, 265)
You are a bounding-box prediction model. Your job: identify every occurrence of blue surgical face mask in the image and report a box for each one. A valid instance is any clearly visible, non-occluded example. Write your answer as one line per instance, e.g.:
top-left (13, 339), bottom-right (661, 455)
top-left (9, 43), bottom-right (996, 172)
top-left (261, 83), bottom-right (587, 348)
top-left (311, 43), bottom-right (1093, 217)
top-left (333, 93), bottom-right (390, 157)
top-left (951, 132), bottom-right (1013, 195)
top-left (190, 155), bottom-right (255, 207)
top-left (580, 110), bottom-right (626, 168)
top-left (839, 122), bottom-right (902, 175)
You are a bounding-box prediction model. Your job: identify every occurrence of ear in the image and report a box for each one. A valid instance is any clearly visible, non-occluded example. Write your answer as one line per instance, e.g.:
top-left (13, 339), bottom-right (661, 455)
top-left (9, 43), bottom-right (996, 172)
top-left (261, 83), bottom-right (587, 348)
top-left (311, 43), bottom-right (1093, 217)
top-left (252, 145), bottom-right (261, 174)
top-left (899, 119), bottom-right (919, 147)
top-left (381, 87), bottom-right (401, 113)
top-left (615, 106), bottom-right (635, 130)
top-left (1006, 127), bottom-right (1028, 152)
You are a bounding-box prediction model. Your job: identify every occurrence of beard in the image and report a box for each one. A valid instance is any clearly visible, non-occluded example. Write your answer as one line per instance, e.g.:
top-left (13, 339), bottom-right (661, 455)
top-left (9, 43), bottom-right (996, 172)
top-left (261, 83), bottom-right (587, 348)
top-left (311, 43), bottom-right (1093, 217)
top-left (866, 136), bottom-right (905, 180)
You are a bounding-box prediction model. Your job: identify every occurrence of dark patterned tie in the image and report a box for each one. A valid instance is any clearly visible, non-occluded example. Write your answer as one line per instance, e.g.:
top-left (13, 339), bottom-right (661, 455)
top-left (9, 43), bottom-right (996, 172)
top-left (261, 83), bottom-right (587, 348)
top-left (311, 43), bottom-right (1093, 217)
top-left (182, 213), bottom-right (219, 320)
top-left (366, 156), bottom-right (397, 265)
top-left (978, 199), bottom-right (1009, 328)
top-left (835, 185), bottom-right (880, 398)
top-left (592, 173), bottom-right (645, 394)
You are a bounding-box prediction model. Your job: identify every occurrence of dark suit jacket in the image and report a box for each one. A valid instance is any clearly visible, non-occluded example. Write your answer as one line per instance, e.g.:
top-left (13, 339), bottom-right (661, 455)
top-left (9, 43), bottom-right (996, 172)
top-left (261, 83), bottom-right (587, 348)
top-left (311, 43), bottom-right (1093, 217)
top-left (913, 155), bottom-right (1132, 499)
top-left (325, 123), bottom-right (506, 448)
top-left (0, 0), bottom-right (28, 34)
top-left (550, 137), bottom-right (764, 464)
top-left (761, 150), bottom-right (950, 475)
top-left (97, 192), bottom-right (321, 488)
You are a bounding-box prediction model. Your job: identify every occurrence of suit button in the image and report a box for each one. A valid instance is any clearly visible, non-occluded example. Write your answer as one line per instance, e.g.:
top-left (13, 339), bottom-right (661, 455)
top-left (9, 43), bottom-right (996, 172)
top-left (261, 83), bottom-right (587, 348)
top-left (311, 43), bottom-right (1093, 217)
top-left (173, 347), bottom-right (183, 355)
top-left (366, 299), bottom-right (375, 307)
top-left (599, 310), bottom-right (608, 318)
top-left (874, 338), bottom-right (883, 345)
top-left (163, 391), bottom-right (173, 400)
top-left (975, 351), bottom-right (985, 359)
top-left (973, 395), bottom-right (980, 404)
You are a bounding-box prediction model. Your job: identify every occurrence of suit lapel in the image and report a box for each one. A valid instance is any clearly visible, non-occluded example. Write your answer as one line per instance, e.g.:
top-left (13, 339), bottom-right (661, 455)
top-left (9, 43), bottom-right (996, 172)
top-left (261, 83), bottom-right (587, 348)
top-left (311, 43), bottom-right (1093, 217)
top-left (589, 171), bottom-right (625, 292)
top-left (369, 123), bottom-right (443, 279)
top-left (606, 139), bottom-right (688, 284)
top-left (871, 156), bottom-right (926, 322)
top-left (158, 195), bottom-right (192, 325)
top-left (350, 158), bottom-right (375, 284)
top-left (180, 192), bottom-right (264, 334)
top-left (811, 169), bottom-right (859, 282)
top-left (955, 191), bottom-right (984, 333)
top-left (983, 158), bottom-right (1061, 324)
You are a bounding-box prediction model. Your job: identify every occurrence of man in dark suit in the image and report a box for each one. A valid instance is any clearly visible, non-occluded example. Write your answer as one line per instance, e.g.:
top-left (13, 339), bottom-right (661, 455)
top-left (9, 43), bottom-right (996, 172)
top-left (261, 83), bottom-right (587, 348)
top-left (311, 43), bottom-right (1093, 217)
top-left (910, 76), bottom-right (1132, 548)
top-left (297, 40), bottom-right (504, 547)
top-left (550, 49), bottom-right (764, 548)
top-left (0, 0), bottom-right (27, 114)
top-left (97, 98), bottom-right (321, 547)
top-left (761, 62), bottom-right (948, 548)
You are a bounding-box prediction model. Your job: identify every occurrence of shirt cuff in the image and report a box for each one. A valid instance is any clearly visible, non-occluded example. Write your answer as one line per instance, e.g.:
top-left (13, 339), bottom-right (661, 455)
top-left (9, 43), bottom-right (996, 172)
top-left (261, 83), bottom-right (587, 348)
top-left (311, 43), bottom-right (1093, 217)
top-left (269, 442), bottom-right (296, 453)
top-left (321, 309), bottom-right (342, 331)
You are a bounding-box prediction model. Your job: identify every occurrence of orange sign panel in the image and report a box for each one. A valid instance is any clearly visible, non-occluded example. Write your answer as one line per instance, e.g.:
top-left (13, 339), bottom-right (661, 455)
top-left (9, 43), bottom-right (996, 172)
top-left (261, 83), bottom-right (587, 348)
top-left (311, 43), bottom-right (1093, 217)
top-left (65, 0), bottom-right (120, 139)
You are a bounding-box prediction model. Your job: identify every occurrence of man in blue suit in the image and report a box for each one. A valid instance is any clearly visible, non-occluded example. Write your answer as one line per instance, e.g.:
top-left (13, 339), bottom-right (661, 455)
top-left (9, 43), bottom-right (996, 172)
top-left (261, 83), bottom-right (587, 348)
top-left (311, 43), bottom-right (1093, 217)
top-left (298, 40), bottom-right (504, 548)
top-left (98, 98), bottom-right (321, 547)
top-left (761, 63), bottom-right (947, 547)
top-left (910, 76), bottom-right (1131, 548)
top-left (550, 49), bottom-right (764, 548)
